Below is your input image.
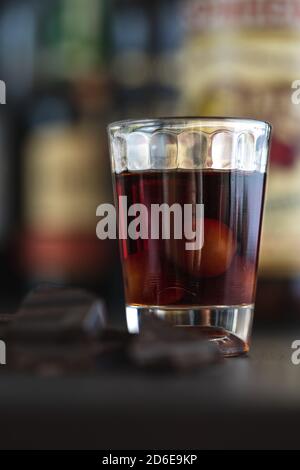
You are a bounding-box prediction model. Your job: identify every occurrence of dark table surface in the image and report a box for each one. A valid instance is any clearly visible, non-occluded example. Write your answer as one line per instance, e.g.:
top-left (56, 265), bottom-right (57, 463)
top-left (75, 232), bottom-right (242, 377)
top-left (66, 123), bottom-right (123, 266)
top-left (0, 328), bottom-right (300, 450)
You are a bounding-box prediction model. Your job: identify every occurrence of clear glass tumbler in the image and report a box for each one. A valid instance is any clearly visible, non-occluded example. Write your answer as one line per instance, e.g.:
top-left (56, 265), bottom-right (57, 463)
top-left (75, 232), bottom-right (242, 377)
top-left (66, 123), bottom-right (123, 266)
top-left (108, 117), bottom-right (271, 356)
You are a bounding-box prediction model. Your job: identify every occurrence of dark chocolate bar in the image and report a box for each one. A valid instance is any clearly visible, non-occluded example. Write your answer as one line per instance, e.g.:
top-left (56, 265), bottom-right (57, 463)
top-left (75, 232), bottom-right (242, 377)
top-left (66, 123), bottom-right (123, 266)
top-left (2, 286), bottom-right (107, 341)
top-left (129, 315), bottom-right (221, 371)
top-left (0, 287), bottom-right (221, 374)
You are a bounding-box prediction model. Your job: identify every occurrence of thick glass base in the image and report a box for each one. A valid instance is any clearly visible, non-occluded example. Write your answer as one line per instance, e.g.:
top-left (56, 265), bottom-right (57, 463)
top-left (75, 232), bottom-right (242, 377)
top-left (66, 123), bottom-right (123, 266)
top-left (126, 304), bottom-right (254, 357)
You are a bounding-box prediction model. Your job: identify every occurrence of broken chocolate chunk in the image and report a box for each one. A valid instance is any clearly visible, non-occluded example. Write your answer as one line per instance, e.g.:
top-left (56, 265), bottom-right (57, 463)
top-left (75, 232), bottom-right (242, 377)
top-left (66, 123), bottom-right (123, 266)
top-left (2, 285), bottom-right (107, 342)
top-left (0, 286), bottom-right (222, 375)
top-left (129, 315), bottom-right (221, 371)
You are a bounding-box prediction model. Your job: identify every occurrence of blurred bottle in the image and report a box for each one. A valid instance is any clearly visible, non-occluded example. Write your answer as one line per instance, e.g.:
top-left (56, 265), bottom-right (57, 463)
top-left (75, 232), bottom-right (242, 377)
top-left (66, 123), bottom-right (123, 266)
top-left (13, 0), bottom-right (118, 299)
top-left (110, 0), bottom-right (153, 117)
top-left (181, 0), bottom-right (300, 323)
top-left (149, 0), bottom-right (182, 116)
top-left (0, 109), bottom-right (16, 303)
top-left (0, 0), bottom-right (43, 102)
top-left (39, 0), bottom-right (110, 82)
top-left (110, 0), bottom-right (182, 118)
top-left (0, 110), bottom-right (11, 246)
top-left (20, 113), bottom-right (113, 291)
top-left (0, 0), bottom-right (43, 307)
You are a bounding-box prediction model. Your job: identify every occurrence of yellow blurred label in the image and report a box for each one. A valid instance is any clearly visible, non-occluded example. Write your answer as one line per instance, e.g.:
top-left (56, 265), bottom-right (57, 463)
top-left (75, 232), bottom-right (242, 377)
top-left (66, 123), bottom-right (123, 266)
top-left (181, 22), bottom-right (300, 276)
top-left (24, 124), bottom-right (107, 235)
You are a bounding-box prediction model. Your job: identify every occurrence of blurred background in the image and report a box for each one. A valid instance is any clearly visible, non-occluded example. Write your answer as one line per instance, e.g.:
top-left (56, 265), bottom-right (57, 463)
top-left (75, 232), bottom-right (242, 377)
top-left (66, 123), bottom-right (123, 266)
top-left (0, 0), bottom-right (299, 327)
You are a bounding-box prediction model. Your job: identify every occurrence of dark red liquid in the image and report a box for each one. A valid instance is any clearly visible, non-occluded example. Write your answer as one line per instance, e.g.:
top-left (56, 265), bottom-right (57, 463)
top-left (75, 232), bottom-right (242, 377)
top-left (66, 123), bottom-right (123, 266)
top-left (115, 170), bottom-right (266, 307)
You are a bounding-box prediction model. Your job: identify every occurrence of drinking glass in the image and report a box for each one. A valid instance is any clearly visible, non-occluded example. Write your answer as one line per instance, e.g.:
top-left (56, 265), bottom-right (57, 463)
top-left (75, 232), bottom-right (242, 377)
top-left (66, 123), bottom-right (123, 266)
top-left (108, 117), bottom-right (271, 356)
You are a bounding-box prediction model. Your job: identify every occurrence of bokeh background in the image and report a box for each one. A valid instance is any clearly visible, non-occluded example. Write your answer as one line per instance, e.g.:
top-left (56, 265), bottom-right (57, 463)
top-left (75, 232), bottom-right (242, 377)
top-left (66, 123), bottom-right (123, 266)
top-left (0, 0), bottom-right (300, 327)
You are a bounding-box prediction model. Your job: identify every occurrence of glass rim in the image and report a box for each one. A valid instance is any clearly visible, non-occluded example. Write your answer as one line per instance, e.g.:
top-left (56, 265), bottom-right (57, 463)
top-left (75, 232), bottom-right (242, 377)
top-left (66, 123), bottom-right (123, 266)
top-left (108, 116), bottom-right (272, 133)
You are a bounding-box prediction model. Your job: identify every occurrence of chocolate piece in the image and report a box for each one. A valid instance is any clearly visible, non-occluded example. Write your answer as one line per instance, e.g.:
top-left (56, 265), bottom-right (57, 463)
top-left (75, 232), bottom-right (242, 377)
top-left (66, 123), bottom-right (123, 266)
top-left (1, 286), bottom-right (221, 375)
top-left (129, 315), bottom-right (221, 371)
top-left (2, 286), bottom-right (107, 342)
top-left (1, 286), bottom-right (108, 375)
